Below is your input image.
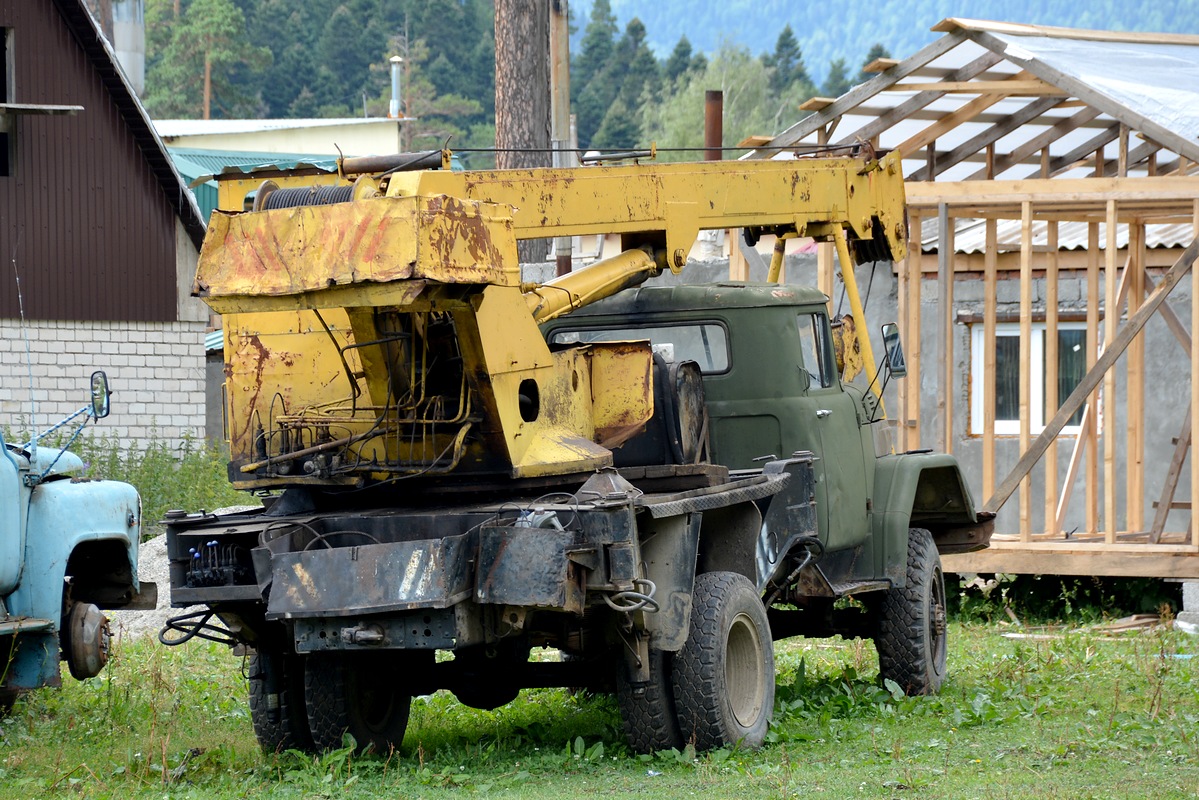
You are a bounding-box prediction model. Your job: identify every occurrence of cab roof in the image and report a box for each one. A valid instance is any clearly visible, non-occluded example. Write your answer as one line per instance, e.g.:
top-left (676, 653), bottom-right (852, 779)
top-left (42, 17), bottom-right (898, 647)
top-left (560, 281), bottom-right (830, 319)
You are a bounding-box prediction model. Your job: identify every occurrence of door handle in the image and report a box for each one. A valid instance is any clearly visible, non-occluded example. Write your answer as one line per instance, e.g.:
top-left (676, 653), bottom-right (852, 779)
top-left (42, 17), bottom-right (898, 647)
top-left (816, 409), bottom-right (831, 419)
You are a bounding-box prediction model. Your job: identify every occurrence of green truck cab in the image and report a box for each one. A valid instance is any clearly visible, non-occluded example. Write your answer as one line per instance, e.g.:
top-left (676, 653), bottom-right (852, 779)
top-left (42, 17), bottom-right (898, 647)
top-left (543, 281), bottom-right (992, 691)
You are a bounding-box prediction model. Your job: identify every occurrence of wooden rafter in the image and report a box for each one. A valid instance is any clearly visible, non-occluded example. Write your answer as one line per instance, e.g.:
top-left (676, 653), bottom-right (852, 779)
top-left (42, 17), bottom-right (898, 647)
top-left (908, 95), bottom-right (1065, 181)
top-left (752, 30), bottom-right (971, 155)
top-left (890, 79), bottom-right (1065, 95)
top-left (892, 71), bottom-right (1036, 159)
top-left (966, 107), bottom-right (1103, 179)
top-left (836, 52), bottom-right (1004, 147)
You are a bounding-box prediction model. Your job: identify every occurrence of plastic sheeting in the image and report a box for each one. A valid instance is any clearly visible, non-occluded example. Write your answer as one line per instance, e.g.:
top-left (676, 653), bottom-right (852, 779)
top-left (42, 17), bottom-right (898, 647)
top-left (992, 32), bottom-right (1199, 146)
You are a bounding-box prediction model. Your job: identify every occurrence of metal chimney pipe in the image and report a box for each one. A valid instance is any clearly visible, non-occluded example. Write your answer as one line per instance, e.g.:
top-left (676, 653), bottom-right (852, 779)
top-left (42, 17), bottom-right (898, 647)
top-left (389, 56), bottom-right (403, 118)
top-left (704, 90), bottom-right (723, 161)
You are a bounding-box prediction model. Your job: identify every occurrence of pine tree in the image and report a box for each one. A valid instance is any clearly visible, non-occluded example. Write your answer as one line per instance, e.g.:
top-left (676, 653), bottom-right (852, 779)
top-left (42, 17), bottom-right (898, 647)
top-left (858, 43), bottom-right (892, 81)
top-left (573, 0), bottom-right (618, 93)
top-left (822, 58), bottom-right (851, 98)
top-left (591, 96), bottom-right (640, 149)
top-left (665, 36), bottom-right (693, 83)
top-left (763, 25), bottom-right (809, 94)
top-left (618, 18), bottom-right (660, 107)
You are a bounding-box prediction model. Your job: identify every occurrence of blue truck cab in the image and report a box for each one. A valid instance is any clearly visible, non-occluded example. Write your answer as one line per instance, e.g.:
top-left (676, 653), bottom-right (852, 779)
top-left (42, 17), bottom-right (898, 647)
top-left (0, 372), bottom-right (153, 709)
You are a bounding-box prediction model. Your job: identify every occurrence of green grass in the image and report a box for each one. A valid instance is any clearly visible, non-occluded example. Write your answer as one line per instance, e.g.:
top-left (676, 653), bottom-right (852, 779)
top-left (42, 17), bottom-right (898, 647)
top-left (3, 623), bottom-right (1197, 798)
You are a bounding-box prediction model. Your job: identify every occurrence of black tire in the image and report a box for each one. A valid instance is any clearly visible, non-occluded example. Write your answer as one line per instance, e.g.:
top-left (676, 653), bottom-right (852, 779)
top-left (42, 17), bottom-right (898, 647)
top-left (304, 653), bottom-right (412, 754)
top-left (248, 648), bottom-right (314, 754)
top-left (672, 571), bottom-right (774, 751)
top-left (876, 527), bottom-right (947, 695)
top-left (616, 647), bottom-right (684, 754)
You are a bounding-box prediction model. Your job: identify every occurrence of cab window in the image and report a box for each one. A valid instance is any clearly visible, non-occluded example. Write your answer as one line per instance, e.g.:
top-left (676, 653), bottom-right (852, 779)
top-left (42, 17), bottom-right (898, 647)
top-left (549, 323), bottom-right (730, 373)
top-left (797, 313), bottom-right (835, 388)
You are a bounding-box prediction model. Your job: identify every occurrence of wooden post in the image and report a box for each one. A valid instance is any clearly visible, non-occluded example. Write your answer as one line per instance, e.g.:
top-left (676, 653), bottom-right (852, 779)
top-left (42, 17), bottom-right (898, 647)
top-left (1127, 221), bottom-right (1146, 533)
top-left (1192, 199), bottom-right (1199, 547)
top-left (938, 204), bottom-right (954, 455)
top-left (983, 217), bottom-right (998, 499)
top-left (1104, 199), bottom-right (1119, 543)
top-left (817, 242), bottom-right (834, 314)
top-left (1019, 201), bottom-right (1033, 540)
top-left (1086, 221), bottom-right (1100, 535)
top-left (1044, 220), bottom-right (1059, 534)
top-left (907, 213), bottom-right (923, 449)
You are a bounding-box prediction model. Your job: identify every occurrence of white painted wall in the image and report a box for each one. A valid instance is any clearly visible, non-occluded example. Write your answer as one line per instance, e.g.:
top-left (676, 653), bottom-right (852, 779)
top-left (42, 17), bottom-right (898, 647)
top-left (0, 319), bottom-right (207, 446)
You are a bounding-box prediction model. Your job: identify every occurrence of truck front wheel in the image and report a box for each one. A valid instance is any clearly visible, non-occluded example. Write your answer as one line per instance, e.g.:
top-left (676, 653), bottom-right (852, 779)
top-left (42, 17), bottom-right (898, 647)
top-left (876, 527), bottom-right (947, 695)
top-left (305, 653), bottom-right (412, 754)
top-left (248, 648), bottom-right (313, 754)
top-left (672, 571), bottom-right (774, 750)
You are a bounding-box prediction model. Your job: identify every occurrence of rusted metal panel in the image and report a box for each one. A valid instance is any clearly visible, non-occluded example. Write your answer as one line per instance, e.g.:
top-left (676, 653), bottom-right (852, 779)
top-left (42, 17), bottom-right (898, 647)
top-left (195, 195), bottom-right (519, 305)
top-left (265, 532), bottom-right (476, 619)
top-left (0, 1), bottom-right (179, 322)
top-left (475, 525), bottom-right (583, 612)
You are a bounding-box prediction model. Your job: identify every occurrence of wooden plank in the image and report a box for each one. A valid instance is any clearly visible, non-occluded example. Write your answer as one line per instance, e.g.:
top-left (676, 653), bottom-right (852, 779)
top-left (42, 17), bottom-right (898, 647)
top-left (907, 214), bottom-right (923, 448)
top-left (944, 548), bottom-right (1199, 579)
top-left (798, 97), bottom-right (836, 112)
top-left (981, 234), bottom-right (1199, 515)
top-left (753, 30), bottom-right (971, 154)
top-left (1104, 200), bottom-right (1119, 544)
top-left (1056, 403), bottom-right (1093, 535)
top-left (1143, 271), bottom-right (1194, 352)
top-left (965, 107), bottom-right (1103, 180)
top-left (935, 18), bottom-right (1199, 46)
top-left (904, 175), bottom-right (1199, 207)
top-left (1044, 220), bottom-right (1059, 534)
top-left (1127, 222), bottom-right (1146, 534)
top-left (1019, 202), bottom-right (1033, 539)
top-left (983, 218), bottom-right (997, 498)
top-left (1086, 222), bottom-right (1100, 535)
top-left (1150, 407), bottom-right (1191, 543)
top-left (890, 79), bottom-right (1065, 94)
top-left (908, 96), bottom-right (1066, 182)
top-left (938, 204), bottom-right (954, 454)
top-left (863, 57), bottom-right (900, 74)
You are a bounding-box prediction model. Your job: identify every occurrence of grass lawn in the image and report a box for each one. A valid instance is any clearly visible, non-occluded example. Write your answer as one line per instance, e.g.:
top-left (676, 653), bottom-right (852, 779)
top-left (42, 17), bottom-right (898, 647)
top-left (2, 622), bottom-right (1197, 798)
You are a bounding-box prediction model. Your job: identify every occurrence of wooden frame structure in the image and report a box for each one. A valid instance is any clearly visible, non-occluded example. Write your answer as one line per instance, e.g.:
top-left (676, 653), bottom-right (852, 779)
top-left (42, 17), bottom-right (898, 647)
top-left (755, 19), bottom-right (1199, 577)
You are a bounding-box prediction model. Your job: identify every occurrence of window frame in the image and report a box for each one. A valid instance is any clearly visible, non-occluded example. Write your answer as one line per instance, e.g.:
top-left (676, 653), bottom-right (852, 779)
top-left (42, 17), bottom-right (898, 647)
top-left (969, 320), bottom-right (1092, 436)
top-left (547, 319), bottom-right (733, 375)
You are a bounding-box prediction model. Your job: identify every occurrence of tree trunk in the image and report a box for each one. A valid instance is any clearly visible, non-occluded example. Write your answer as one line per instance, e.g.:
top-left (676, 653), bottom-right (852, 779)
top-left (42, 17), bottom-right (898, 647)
top-left (494, 0), bottom-right (551, 264)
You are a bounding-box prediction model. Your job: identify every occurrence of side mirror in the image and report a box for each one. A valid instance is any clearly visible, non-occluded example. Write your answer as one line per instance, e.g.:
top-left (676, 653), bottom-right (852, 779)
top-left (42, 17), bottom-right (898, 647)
top-left (90, 371), bottom-right (111, 419)
top-left (881, 323), bottom-right (907, 378)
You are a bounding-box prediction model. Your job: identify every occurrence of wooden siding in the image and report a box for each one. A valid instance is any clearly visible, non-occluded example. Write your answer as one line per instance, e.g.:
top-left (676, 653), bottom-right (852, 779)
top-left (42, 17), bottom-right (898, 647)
top-left (0, 0), bottom-right (175, 322)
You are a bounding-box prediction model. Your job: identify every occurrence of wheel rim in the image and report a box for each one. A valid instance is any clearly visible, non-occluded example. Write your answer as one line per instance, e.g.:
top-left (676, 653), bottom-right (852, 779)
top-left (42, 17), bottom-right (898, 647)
top-left (725, 612), bottom-right (766, 728)
top-left (929, 564), bottom-right (947, 670)
top-left (356, 675), bottom-right (400, 734)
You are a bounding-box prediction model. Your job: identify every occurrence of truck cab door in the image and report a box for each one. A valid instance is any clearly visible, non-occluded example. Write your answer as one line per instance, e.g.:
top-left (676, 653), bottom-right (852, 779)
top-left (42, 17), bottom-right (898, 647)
top-left (792, 312), bottom-right (870, 552)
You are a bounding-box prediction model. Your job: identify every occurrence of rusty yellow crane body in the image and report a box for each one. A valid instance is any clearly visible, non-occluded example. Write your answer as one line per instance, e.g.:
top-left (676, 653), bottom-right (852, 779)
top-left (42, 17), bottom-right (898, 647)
top-left (197, 152), bottom-right (907, 489)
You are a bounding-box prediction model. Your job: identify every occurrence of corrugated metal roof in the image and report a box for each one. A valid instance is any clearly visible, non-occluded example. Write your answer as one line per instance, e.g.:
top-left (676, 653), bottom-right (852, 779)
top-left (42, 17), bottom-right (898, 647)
top-left (920, 217), bottom-right (1195, 255)
top-left (155, 118), bottom-right (404, 137)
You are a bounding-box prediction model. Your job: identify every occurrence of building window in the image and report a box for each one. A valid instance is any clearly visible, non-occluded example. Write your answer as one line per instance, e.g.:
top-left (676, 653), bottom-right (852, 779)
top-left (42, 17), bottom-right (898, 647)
top-left (970, 321), bottom-right (1091, 435)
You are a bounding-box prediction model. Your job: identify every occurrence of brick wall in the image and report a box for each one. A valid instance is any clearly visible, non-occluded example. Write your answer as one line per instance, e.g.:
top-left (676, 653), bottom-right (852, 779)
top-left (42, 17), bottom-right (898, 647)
top-left (0, 319), bottom-right (208, 445)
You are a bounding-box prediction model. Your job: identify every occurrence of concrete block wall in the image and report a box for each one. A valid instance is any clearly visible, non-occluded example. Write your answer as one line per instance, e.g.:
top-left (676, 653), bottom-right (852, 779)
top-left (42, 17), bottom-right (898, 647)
top-left (0, 318), bottom-right (208, 445)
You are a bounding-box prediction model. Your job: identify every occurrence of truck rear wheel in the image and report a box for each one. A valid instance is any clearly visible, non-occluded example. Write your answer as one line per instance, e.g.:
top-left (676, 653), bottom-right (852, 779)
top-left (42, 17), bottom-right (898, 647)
top-left (876, 527), bottom-right (947, 695)
top-left (672, 571), bottom-right (774, 750)
top-left (616, 648), bottom-right (683, 754)
top-left (305, 653), bottom-right (411, 754)
top-left (248, 648), bottom-right (313, 754)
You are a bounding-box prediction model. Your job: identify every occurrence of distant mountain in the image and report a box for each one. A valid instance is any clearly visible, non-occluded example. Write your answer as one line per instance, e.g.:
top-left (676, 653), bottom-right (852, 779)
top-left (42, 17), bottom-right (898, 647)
top-left (571, 0), bottom-right (1198, 83)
